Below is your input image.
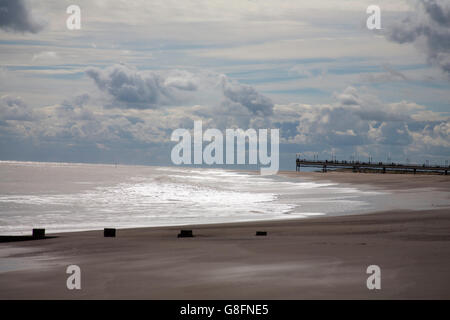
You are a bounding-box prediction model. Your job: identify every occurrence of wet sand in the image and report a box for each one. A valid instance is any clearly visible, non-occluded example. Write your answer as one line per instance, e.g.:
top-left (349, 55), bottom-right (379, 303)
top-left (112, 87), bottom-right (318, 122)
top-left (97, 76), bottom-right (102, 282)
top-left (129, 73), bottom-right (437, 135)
top-left (0, 172), bottom-right (449, 299)
top-left (281, 170), bottom-right (450, 191)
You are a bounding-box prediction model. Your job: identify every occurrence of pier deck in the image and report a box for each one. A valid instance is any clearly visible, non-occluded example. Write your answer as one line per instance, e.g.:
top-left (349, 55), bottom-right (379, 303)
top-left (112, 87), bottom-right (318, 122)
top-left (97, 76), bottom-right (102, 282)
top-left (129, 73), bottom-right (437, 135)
top-left (296, 158), bottom-right (449, 175)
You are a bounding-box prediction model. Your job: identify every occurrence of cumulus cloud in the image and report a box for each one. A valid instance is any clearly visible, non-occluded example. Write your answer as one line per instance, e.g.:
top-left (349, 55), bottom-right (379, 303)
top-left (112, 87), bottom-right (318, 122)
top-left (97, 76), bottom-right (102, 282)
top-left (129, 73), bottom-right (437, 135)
top-left (335, 86), bottom-right (361, 106)
top-left (222, 79), bottom-right (273, 116)
top-left (0, 95), bottom-right (35, 121)
top-left (0, 0), bottom-right (44, 33)
top-left (86, 65), bottom-right (173, 109)
top-left (1, 72), bottom-right (448, 165)
top-left (387, 0), bottom-right (450, 75)
top-left (86, 64), bottom-right (274, 118)
top-left (272, 86), bottom-right (449, 161)
top-left (86, 65), bottom-right (218, 109)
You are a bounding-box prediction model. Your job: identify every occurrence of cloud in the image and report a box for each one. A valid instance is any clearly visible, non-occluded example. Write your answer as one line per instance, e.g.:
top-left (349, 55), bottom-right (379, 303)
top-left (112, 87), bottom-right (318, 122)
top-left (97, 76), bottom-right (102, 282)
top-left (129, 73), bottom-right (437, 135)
top-left (0, 67), bottom-right (274, 150)
top-left (32, 51), bottom-right (58, 62)
top-left (86, 65), bottom-right (216, 109)
top-left (0, 95), bottom-right (35, 121)
top-left (86, 64), bottom-right (274, 117)
top-left (0, 0), bottom-right (44, 33)
top-left (387, 0), bottom-right (450, 75)
top-left (335, 86), bottom-right (361, 105)
top-left (360, 64), bottom-right (408, 83)
top-left (86, 65), bottom-right (170, 108)
top-left (272, 86), bottom-right (449, 161)
top-left (424, 0), bottom-right (450, 26)
top-left (1, 69), bottom-right (448, 166)
top-left (222, 79), bottom-right (273, 116)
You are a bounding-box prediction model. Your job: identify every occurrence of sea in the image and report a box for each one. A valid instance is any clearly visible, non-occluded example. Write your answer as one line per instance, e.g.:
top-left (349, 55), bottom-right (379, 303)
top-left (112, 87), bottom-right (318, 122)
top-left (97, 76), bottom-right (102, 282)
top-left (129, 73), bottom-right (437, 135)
top-left (0, 161), bottom-right (445, 235)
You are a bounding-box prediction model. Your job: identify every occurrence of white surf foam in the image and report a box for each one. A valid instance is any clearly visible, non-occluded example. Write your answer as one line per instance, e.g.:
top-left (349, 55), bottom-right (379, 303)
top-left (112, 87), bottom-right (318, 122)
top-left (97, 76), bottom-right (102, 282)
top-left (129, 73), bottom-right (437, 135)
top-left (0, 163), bottom-right (384, 235)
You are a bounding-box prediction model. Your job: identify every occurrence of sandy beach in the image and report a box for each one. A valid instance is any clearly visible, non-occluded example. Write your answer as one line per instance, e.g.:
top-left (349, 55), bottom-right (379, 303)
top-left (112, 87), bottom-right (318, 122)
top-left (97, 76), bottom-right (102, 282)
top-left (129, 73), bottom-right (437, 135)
top-left (0, 172), bottom-right (449, 299)
top-left (2, 0), bottom-right (450, 305)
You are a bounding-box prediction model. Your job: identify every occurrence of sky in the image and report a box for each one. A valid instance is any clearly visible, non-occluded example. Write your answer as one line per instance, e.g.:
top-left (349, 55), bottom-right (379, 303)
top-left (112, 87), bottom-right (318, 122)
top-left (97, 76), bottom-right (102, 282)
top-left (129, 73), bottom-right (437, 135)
top-left (0, 0), bottom-right (449, 170)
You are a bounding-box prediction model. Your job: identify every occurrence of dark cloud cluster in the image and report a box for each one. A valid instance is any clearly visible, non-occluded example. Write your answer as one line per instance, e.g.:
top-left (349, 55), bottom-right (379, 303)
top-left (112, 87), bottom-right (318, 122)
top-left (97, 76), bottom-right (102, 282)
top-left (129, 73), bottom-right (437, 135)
top-left (387, 0), bottom-right (450, 75)
top-left (86, 65), bottom-right (172, 109)
top-left (86, 65), bottom-right (212, 109)
top-left (1, 70), bottom-right (448, 166)
top-left (0, 0), bottom-right (44, 33)
top-left (273, 86), bottom-right (449, 161)
top-left (222, 80), bottom-right (273, 116)
top-left (86, 64), bottom-right (274, 118)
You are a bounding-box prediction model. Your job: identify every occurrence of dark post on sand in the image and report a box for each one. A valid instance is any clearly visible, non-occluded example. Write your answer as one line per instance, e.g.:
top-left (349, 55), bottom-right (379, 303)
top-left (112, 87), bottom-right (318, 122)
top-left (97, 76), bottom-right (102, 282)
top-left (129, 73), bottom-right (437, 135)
top-left (32, 228), bottom-right (45, 239)
top-left (104, 228), bottom-right (116, 237)
top-left (178, 230), bottom-right (194, 238)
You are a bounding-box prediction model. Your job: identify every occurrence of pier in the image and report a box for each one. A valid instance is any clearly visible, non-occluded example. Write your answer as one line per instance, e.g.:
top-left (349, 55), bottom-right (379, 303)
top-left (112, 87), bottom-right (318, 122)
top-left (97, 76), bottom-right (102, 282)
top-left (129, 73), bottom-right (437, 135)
top-left (296, 155), bottom-right (449, 175)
